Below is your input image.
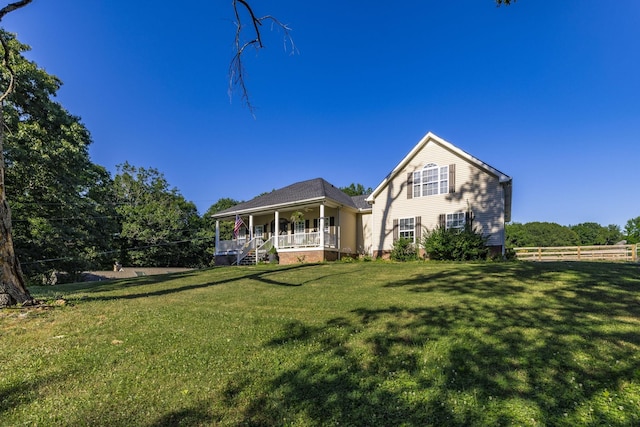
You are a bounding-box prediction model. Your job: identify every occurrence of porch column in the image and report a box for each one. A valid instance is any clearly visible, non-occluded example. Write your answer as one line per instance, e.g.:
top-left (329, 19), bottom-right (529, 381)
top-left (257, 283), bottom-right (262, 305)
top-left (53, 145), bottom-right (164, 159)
top-left (319, 204), bottom-right (325, 248)
top-left (274, 210), bottom-right (280, 249)
top-left (215, 220), bottom-right (220, 255)
top-left (249, 215), bottom-right (254, 240)
top-left (337, 207), bottom-right (341, 260)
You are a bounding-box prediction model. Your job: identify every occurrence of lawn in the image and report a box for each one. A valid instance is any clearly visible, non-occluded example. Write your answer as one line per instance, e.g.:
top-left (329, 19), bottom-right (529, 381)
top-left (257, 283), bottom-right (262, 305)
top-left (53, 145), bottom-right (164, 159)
top-left (1, 261), bottom-right (639, 426)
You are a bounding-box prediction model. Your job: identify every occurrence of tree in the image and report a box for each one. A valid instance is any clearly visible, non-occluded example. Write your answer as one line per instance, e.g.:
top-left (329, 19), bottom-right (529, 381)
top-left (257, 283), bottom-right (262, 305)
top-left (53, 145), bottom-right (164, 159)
top-left (624, 216), bottom-right (640, 244)
top-left (0, 0), bottom-right (36, 306)
top-left (570, 222), bottom-right (622, 246)
top-left (506, 222), bottom-right (580, 248)
top-left (602, 224), bottom-right (624, 245)
top-left (204, 198), bottom-right (241, 242)
top-left (113, 163), bottom-right (205, 267)
top-left (4, 32), bottom-right (119, 282)
top-left (340, 183), bottom-right (373, 197)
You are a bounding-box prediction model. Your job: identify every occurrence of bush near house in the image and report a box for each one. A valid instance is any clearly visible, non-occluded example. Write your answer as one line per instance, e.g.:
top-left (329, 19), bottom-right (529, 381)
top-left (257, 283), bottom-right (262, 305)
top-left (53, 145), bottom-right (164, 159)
top-left (390, 237), bottom-right (418, 261)
top-left (422, 214), bottom-right (489, 261)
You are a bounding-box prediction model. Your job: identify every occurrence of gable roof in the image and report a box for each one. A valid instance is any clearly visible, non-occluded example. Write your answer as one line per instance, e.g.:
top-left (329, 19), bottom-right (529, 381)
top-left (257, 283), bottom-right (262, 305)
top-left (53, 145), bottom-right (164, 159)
top-left (212, 178), bottom-right (359, 219)
top-left (366, 132), bottom-right (512, 202)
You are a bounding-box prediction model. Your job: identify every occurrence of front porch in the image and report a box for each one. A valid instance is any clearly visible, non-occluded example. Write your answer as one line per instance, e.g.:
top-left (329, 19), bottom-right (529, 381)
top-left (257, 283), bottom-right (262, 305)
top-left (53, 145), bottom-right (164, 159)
top-left (213, 202), bottom-right (348, 265)
top-left (214, 232), bottom-right (340, 266)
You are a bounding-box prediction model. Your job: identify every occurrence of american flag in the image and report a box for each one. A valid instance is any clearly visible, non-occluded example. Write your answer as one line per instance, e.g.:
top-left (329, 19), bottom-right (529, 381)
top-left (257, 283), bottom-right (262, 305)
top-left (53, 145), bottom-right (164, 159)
top-left (233, 214), bottom-right (244, 238)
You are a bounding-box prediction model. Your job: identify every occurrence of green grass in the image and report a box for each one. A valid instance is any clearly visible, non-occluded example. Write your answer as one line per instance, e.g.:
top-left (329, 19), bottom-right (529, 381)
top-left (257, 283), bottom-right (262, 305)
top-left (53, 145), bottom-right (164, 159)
top-left (2, 261), bottom-right (640, 426)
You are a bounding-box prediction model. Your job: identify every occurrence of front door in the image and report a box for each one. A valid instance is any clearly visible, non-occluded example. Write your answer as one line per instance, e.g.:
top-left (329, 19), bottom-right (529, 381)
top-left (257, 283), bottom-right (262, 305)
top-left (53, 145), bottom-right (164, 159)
top-left (255, 225), bottom-right (264, 242)
top-left (294, 221), bottom-right (305, 245)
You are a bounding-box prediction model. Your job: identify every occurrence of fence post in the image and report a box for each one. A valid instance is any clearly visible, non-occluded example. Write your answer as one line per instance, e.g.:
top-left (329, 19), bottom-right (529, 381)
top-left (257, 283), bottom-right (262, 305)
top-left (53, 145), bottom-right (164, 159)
top-left (577, 246), bottom-right (581, 260)
top-left (538, 247), bottom-right (542, 261)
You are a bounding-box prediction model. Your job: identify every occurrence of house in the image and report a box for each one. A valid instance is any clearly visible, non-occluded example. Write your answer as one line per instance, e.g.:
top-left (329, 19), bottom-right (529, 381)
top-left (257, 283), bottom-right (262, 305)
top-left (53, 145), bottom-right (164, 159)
top-left (212, 132), bottom-right (512, 265)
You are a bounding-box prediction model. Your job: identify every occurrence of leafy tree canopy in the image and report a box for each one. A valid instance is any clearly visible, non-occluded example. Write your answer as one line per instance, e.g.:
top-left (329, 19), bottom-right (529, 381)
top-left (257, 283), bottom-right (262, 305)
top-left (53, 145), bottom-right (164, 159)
top-left (507, 221), bottom-right (629, 248)
top-left (204, 198), bottom-right (241, 216)
top-left (203, 198), bottom-right (242, 242)
top-left (340, 183), bottom-right (373, 197)
top-left (113, 163), bottom-right (205, 267)
top-left (570, 222), bottom-right (623, 246)
top-left (506, 222), bottom-right (579, 248)
top-left (624, 216), bottom-right (640, 244)
top-left (4, 32), bottom-right (118, 281)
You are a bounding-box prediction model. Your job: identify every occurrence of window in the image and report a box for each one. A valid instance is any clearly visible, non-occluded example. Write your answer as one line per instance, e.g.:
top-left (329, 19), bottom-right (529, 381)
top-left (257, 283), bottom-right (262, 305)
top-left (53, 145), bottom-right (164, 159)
top-left (315, 217), bottom-right (335, 232)
top-left (399, 217), bottom-right (415, 241)
top-left (294, 221), bottom-right (305, 244)
top-left (413, 163), bottom-right (449, 198)
top-left (413, 171), bottom-right (421, 197)
top-left (237, 226), bottom-right (246, 241)
top-left (446, 212), bottom-right (466, 230)
top-left (255, 225), bottom-right (264, 240)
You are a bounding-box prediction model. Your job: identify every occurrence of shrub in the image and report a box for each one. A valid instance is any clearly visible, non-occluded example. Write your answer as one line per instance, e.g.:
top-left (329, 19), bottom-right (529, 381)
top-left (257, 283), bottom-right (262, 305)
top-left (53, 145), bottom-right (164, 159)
top-left (422, 223), bottom-right (489, 261)
top-left (390, 237), bottom-right (418, 261)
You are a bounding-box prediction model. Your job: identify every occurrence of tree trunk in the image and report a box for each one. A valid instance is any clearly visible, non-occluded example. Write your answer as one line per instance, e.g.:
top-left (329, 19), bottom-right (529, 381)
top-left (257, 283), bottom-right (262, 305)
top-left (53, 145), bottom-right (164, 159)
top-left (0, 197), bottom-right (32, 307)
top-left (0, 103), bottom-right (33, 307)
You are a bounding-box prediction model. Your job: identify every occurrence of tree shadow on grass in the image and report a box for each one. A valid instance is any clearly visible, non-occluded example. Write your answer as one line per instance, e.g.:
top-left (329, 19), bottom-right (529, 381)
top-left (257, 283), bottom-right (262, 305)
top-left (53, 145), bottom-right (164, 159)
top-left (221, 262), bottom-right (640, 425)
top-left (0, 371), bottom-right (74, 420)
top-left (61, 264), bottom-right (324, 303)
top-left (147, 401), bottom-right (217, 427)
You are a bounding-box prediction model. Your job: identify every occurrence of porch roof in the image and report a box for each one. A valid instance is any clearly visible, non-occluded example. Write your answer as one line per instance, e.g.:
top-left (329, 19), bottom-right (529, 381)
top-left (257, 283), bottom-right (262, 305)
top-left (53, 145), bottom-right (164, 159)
top-left (212, 178), bottom-right (362, 219)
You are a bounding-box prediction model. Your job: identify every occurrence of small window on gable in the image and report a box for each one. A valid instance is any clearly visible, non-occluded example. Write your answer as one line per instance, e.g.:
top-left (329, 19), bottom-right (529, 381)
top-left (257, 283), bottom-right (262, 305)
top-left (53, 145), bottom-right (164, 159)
top-left (412, 163), bottom-right (449, 198)
top-left (399, 217), bottom-right (415, 242)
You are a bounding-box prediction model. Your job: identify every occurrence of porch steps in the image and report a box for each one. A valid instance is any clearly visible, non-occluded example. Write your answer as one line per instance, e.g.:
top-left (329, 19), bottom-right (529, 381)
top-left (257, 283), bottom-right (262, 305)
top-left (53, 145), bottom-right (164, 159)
top-left (238, 254), bottom-right (256, 265)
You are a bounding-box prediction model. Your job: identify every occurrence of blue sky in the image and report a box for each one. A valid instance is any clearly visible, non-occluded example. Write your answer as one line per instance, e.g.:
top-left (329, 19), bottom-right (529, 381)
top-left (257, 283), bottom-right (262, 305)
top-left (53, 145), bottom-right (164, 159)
top-left (4, 0), bottom-right (639, 228)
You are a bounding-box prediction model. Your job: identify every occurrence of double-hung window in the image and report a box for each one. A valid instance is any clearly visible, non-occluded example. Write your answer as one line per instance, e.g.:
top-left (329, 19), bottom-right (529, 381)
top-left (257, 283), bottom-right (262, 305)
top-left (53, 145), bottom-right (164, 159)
top-left (399, 217), bottom-right (415, 241)
top-left (413, 163), bottom-right (449, 198)
top-left (446, 212), bottom-right (466, 230)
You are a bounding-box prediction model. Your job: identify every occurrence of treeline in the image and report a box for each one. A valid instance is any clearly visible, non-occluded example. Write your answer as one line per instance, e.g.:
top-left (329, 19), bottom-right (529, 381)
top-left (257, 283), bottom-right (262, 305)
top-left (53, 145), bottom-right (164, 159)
top-left (506, 220), bottom-right (640, 248)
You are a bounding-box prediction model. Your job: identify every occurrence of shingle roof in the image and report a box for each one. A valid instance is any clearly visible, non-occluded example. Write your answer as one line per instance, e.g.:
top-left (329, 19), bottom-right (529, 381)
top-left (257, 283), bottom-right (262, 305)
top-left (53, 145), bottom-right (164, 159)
top-left (351, 195), bottom-right (371, 210)
top-left (212, 178), bottom-right (359, 218)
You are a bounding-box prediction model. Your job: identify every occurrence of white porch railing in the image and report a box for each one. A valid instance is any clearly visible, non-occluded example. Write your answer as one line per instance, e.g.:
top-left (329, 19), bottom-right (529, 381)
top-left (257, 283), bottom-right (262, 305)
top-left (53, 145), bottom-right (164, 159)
top-left (216, 239), bottom-right (243, 254)
top-left (277, 232), bottom-right (337, 249)
top-left (216, 232), bottom-right (338, 255)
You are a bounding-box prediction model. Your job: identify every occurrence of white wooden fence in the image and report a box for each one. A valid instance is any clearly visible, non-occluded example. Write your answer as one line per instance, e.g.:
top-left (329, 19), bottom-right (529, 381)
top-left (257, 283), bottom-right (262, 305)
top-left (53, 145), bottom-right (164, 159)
top-left (514, 244), bottom-right (638, 262)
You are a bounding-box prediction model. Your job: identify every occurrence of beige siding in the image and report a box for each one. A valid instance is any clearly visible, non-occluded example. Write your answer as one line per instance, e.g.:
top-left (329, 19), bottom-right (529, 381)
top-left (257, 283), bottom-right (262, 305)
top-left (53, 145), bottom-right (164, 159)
top-left (372, 141), bottom-right (506, 253)
top-left (339, 209), bottom-right (357, 255)
top-left (357, 212), bottom-right (373, 255)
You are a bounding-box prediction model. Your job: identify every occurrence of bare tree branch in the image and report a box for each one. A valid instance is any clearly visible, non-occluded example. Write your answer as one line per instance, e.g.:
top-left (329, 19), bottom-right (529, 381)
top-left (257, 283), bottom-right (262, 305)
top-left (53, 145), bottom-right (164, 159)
top-left (0, 0), bottom-right (31, 20)
top-left (230, 0), bottom-right (295, 114)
